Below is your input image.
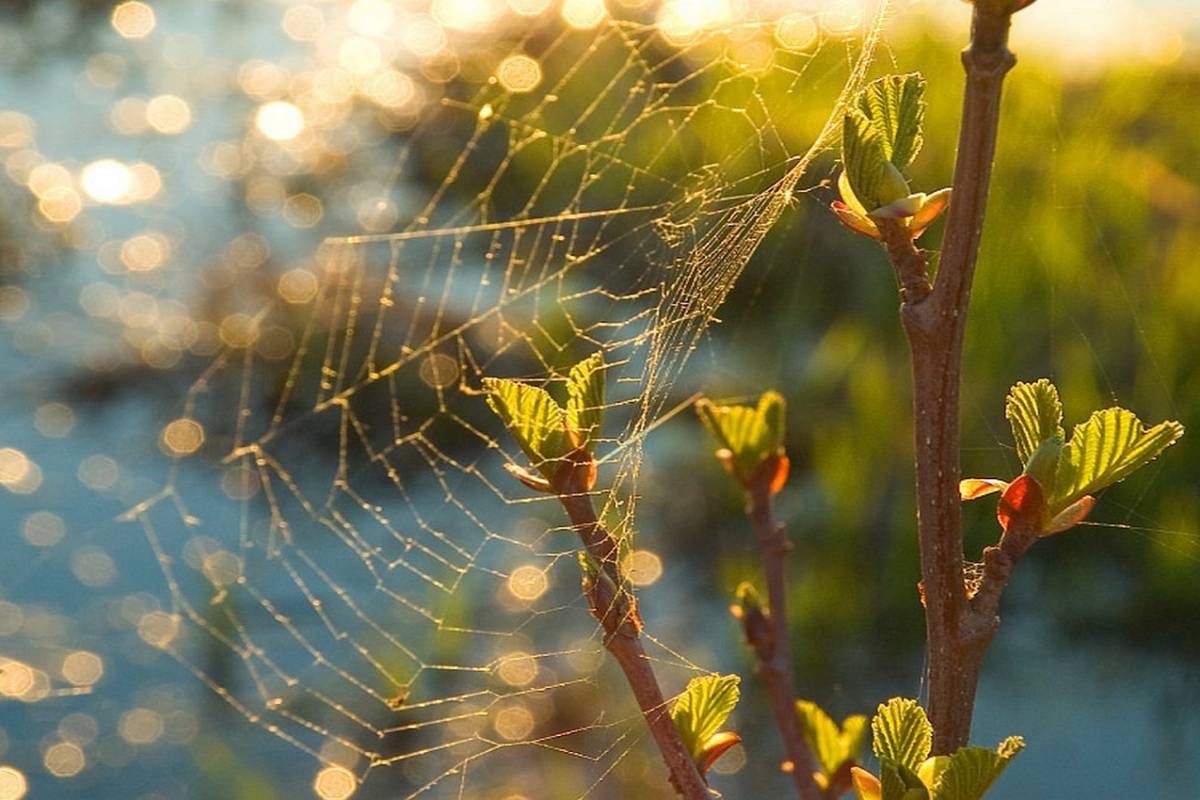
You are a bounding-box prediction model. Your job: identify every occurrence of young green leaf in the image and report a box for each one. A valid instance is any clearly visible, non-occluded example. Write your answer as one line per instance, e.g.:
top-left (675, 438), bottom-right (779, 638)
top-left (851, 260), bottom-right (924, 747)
top-left (670, 674), bottom-right (740, 761)
top-left (696, 391), bottom-right (787, 490)
top-left (1004, 379), bottom-right (1064, 465)
top-left (796, 700), bottom-right (868, 779)
top-left (1050, 407), bottom-right (1184, 513)
top-left (565, 352), bottom-right (605, 448)
top-left (843, 109), bottom-right (911, 212)
top-left (857, 73), bottom-right (926, 171)
top-left (931, 736), bottom-right (1024, 800)
top-left (484, 378), bottom-right (569, 473)
top-left (872, 698), bottom-right (932, 773)
top-left (485, 354), bottom-right (608, 491)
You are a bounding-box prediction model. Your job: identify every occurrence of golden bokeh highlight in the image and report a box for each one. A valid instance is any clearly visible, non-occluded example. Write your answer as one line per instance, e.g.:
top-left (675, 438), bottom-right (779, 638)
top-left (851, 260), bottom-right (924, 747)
top-left (120, 232), bottom-right (170, 271)
top-left (496, 55), bottom-right (542, 93)
top-left (622, 549), bottom-right (663, 587)
top-left (0, 449), bottom-right (32, 489)
top-left (255, 101), bottom-right (306, 141)
top-left (338, 38), bottom-right (383, 75)
top-left (22, 511), bottom-right (65, 547)
top-left (43, 742), bottom-right (85, 778)
top-left (145, 94), bottom-right (192, 134)
top-left (657, 0), bottom-right (732, 45)
top-left (282, 4), bottom-right (323, 40)
top-left (775, 13), bottom-right (819, 50)
top-left (111, 1), bottom-right (156, 38)
top-left (0, 659), bottom-right (35, 699)
top-left (313, 765), bottom-right (358, 800)
top-left (26, 162), bottom-right (72, 198)
top-left (283, 193), bottom-right (324, 228)
top-left (506, 565), bottom-right (548, 601)
top-left (508, 0), bottom-right (552, 15)
top-left (119, 708), bottom-right (164, 745)
top-left (61, 651), bottom-right (104, 687)
top-left (37, 188), bottom-right (83, 224)
top-left (0, 111), bottom-right (34, 149)
top-left (496, 652), bottom-right (538, 686)
top-left (161, 418), bottom-right (205, 457)
top-left (493, 705), bottom-right (535, 740)
top-left (138, 611), bottom-right (181, 648)
top-left (80, 159), bottom-right (133, 204)
top-left (562, 0), bottom-right (607, 29)
top-left (419, 353), bottom-right (459, 389)
top-left (433, 0), bottom-right (504, 31)
top-left (348, 0), bottom-right (395, 34)
top-left (279, 268), bottom-right (319, 304)
top-left (219, 313), bottom-right (259, 348)
top-left (559, 0), bottom-right (604, 28)
top-left (0, 766), bottom-right (27, 800)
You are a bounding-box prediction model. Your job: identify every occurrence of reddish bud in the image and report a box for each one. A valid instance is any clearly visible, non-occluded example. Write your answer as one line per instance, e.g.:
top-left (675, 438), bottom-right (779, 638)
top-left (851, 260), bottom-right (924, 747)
top-left (996, 475), bottom-right (1046, 534)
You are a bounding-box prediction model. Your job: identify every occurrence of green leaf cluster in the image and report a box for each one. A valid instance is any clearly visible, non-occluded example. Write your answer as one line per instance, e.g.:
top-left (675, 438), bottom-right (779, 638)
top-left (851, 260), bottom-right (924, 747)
top-left (695, 391), bottom-right (786, 488)
top-left (852, 699), bottom-right (1023, 800)
top-left (484, 353), bottom-right (605, 487)
top-left (841, 74), bottom-right (926, 211)
top-left (795, 699), bottom-right (868, 787)
top-left (670, 674), bottom-right (740, 762)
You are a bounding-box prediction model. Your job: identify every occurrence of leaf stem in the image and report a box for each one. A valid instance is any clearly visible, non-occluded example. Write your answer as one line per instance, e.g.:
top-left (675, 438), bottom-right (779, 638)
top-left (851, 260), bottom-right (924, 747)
top-left (886, 1), bottom-right (1020, 754)
top-left (557, 491), bottom-right (712, 799)
top-left (742, 484), bottom-right (823, 800)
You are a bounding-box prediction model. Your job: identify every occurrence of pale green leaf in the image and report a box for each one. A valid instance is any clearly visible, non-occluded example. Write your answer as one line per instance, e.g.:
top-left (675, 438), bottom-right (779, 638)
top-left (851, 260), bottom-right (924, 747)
top-left (484, 378), bottom-right (568, 475)
top-left (932, 737), bottom-right (1024, 800)
top-left (566, 352), bottom-right (605, 448)
top-left (1050, 407), bottom-right (1183, 512)
top-left (1004, 379), bottom-right (1064, 465)
top-left (670, 674), bottom-right (740, 759)
top-left (872, 698), bottom-right (932, 773)
top-left (797, 700), bottom-right (868, 777)
top-left (858, 73), bottom-right (926, 170)
top-left (696, 391), bottom-right (786, 481)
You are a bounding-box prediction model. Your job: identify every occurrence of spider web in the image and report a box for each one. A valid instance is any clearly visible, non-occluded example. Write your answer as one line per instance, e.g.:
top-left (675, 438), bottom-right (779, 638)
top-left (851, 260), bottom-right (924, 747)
top-left (121, 5), bottom-right (888, 798)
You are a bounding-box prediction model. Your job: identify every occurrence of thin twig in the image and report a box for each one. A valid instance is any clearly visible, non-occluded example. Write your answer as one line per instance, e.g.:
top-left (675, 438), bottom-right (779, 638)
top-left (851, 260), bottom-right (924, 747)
top-left (741, 483), bottom-right (823, 800)
top-left (557, 491), bottom-right (712, 800)
top-left (885, 0), bottom-right (1022, 754)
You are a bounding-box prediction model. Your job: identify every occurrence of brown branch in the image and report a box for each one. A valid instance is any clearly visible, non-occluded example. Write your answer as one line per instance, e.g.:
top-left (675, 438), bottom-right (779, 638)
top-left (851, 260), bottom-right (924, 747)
top-left (740, 484), bottom-right (823, 800)
top-left (885, 1), bottom-right (1022, 754)
top-left (557, 490), bottom-right (712, 800)
top-left (965, 520), bottom-right (1038, 641)
top-left (875, 218), bottom-right (932, 305)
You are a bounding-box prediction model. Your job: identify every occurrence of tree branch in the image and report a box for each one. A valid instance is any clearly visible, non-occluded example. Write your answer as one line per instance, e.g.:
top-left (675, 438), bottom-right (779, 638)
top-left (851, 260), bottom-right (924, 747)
top-left (557, 491), bottom-right (712, 799)
top-left (885, 1), bottom-right (1021, 754)
top-left (740, 484), bottom-right (823, 800)
top-left (965, 519), bottom-right (1038, 642)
